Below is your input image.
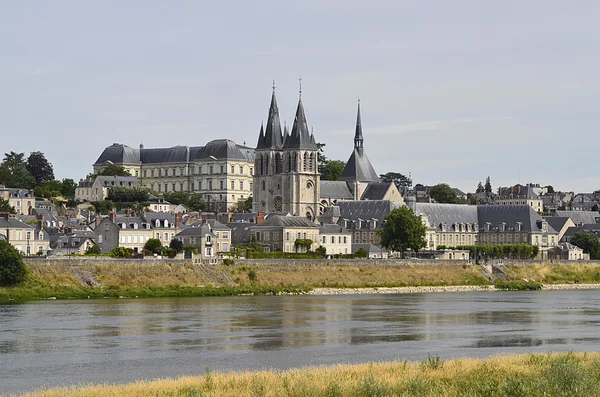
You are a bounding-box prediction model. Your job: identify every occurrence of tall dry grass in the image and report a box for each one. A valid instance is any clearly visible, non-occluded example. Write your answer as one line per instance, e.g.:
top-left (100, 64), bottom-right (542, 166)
top-left (14, 352), bottom-right (600, 397)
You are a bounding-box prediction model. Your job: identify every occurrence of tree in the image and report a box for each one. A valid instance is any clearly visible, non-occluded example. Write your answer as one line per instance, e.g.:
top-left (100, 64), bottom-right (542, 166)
top-left (107, 186), bottom-right (149, 202)
top-left (0, 198), bottom-right (15, 214)
top-left (428, 183), bottom-right (459, 204)
top-left (379, 206), bottom-right (427, 255)
top-left (230, 197), bottom-right (252, 212)
top-left (320, 160), bottom-right (346, 181)
top-left (380, 172), bottom-right (412, 189)
top-left (476, 182), bottom-right (484, 194)
top-left (26, 151), bottom-right (54, 186)
top-left (545, 185), bottom-right (555, 194)
top-left (0, 152), bottom-right (35, 188)
top-left (354, 247), bottom-right (368, 258)
top-left (484, 176), bottom-right (492, 194)
top-left (0, 240), bottom-right (27, 286)
top-left (85, 244), bottom-right (101, 255)
top-left (169, 238), bottom-right (183, 252)
top-left (570, 232), bottom-right (600, 259)
top-left (162, 191), bottom-right (189, 206)
top-left (98, 164), bottom-right (130, 177)
top-left (592, 204), bottom-right (599, 212)
top-left (187, 193), bottom-right (205, 212)
top-left (144, 238), bottom-right (163, 254)
top-left (60, 179), bottom-right (77, 200)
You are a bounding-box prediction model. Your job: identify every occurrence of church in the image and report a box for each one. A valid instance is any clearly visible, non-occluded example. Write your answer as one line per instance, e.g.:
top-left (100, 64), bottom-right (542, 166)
top-left (252, 86), bottom-right (402, 221)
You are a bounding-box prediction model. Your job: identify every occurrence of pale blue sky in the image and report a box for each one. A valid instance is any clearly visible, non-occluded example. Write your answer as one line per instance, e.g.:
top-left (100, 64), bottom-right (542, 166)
top-left (2, 1), bottom-right (599, 192)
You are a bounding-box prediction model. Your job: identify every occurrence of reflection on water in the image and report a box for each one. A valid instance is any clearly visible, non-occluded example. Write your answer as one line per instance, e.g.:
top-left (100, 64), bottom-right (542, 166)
top-left (1, 290), bottom-right (600, 394)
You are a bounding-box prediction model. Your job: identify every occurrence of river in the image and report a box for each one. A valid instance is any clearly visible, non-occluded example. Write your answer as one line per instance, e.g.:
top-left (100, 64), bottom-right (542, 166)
top-left (1, 290), bottom-right (599, 394)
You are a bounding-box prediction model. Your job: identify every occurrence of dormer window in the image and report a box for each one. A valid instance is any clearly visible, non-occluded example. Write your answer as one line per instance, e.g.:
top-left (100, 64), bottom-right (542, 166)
top-left (485, 222), bottom-right (491, 232)
top-left (164, 220), bottom-right (169, 228)
top-left (441, 222), bottom-right (447, 232)
top-left (500, 222), bottom-right (506, 232)
top-left (133, 223), bottom-right (138, 229)
top-left (541, 221), bottom-right (548, 233)
top-left (155, 220), bottom-right (160, 227)
top-left (516, 222), bottom-right (522, 232)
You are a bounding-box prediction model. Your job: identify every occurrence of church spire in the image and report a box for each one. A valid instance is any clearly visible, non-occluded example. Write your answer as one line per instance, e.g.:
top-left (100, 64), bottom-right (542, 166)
top-left (354, 99), bottom-right (363, 149)
top-left (257, 83), bottom-right (283, 150)
top-left (283, 94), bottom-right (318, 150)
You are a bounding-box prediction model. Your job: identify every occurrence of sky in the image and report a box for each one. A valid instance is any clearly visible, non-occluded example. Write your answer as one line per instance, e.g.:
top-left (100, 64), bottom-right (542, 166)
top-left (1, 1), bottom-right (599, 193)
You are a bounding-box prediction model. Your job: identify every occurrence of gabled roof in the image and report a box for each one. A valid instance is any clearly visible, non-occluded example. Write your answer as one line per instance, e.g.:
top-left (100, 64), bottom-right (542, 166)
top-left (477, 205), bottom-right (556, 233)
top-left (361, 183), bottom-right (391, 200)
top-left (351, 243), bottom-right (381, 253)
top-left (338, 148), bottom-right (380, 182)
top-left (555, 210), bottom-right (600, 225)
top-left (320, 181), bottom-right (353, 199)
top-left (176, 224), bottom-right (214, 237)
top-left (498, 185), bottom-right (539, 199)
top-left (96, 176), bottom-right (139, 187)
top-left (319, 224), bottom-right (351, 234)
top-left (544, 217), bottom-right (572, 233)
top-left (0, 217), bottom-right (32, 229)
top-left (282, 99), bottom-right (318, 150)
top-left (227, 223), bottom-right (253, 246)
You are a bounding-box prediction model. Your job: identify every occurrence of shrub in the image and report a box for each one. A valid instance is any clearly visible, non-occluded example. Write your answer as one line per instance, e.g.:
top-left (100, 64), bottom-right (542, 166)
top-left (0, 240), bottom-right (27, 286)
top-left (247, 269), bottom-right (257, 281)
top-left (169, 238), bottom-right (184, 253)
top-left (144, 238), bottom-right (163, 254)
top-left (166, 248), bottom-right (178, 258)
top-left (85, 244), bottom-right (101, 255)
top-left (354, 248), bottom-right (369, 258)
top-left (110, 247), bottom-right (134, 258)
top-left (222, 258), bottom-right (235, 266)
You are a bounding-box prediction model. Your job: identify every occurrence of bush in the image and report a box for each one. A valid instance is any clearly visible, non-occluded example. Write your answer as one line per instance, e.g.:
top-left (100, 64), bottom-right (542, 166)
top-left (247, 269), bottom-right (257, 281)
top-left (166, 248), bottom-right (178, 258)
top-left (354, 248), bottom-right (369, 258)
top-left (169, 238), bottom-right (184, 252)
top-left (0, 240), bottom-right (27, 286)
top-left (144, 238), bottom-right (163, 254)
top-left (109, 247), bottom-right (134, 258)
top-left (85, 244), bottom-right (101, 255)
top-left (223, 258), bottom-right (235, 266)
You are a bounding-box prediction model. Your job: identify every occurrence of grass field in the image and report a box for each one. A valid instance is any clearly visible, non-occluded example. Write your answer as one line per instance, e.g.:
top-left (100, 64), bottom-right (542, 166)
top-left (504, 263), bottom-right (600, 284)
top-left (15, 352), bottom-right (600, 397)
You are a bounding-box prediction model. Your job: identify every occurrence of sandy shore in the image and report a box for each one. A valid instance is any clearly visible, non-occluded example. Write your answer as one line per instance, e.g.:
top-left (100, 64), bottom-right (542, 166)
top-left (306, 283), bottom-right (600, 295)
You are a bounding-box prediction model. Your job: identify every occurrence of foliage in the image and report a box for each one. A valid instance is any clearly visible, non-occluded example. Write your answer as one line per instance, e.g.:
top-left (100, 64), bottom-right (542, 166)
top-left (0, 151), bottom-right (35, 189)
top-left (0, 240), bottom-right (27, 286)
top-left (162, 191), bottom-right (189, 206)
top-left (107, 186), bottom-right (149, 203)
top-left (380, 172), bottom-right (412, 189)
top-left (85, 244), bottom-right (101, 255)
top-left (109, 247), bottom-right (134, 258)
top-left (182, 245), bottom-right (197, 254)
top-left (354, 247), bottom-right (368, 258)
top-left (247, 236), bottom-right (264, 253)
top-left (247, 269), bottom-right (257, 281)
top-left (570, 232), bottom-right (600, 259)
top-left (26, 151), bottom-right (55, 186)
top-left (91, 200), bottom-right (115, 215)
top-left (166, 248), bottom-right (178, 258)
top-left (230, 197), bottom-right (252, 212)
top-left (144, 238), bottom-right (163, 254)
top-left (187, 193), bottom-right (206, 212)
top-left (379, 206), bottom-right (427, 254)
top-left (428, 183), bottom-right (459, 204)
top-left (60, 178), bottom-right (77, 200)
top-left (0, 198), bottom-right (15, 214)
top-left (98, 164), bottom-right (131, 177)
top-left (222, 258), bottom-right (235, 266)
top-left (494, 280), bottom-right (542, 290)
top-left (315, 245), bottom-right (327, 258)
top-left (484, 176), bottom-right (492, 194)
top-left (169, 238), bottom-right (183, 252)
top-left (316, 143), bottom-right (346, 181)
top-left (246, 251), bottom-right (323, 259)
top-left (476, 181), bottom-right (484, 193)
top-left (294, 239), bottom-right (313, 250)
top-left (439, 244), bottom-right (540, 259)
top-left (545, 185), bottom-right (555, 194)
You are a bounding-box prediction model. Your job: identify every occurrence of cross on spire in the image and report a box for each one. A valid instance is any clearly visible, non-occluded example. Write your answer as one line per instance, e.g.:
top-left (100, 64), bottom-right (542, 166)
top-left (272, 78), bottom-right (276, 94)
top-left (299, 77), bottom-right (302, 99)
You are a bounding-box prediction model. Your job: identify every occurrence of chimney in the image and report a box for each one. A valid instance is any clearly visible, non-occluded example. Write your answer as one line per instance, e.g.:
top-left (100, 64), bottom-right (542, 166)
top-left (95, 214), bottom-right (103, 227)
top-left (125, 208), bottom-right (131, 217)
top-left (198, 211), bottom-right (203, 221)
top-left (257, 211), bottom-right (265, 225)
top-left (227, 212), bottom-right (233, 223)
top-left (109, 209), bottom-right (116, 223)
top-left (176, 212), bottom-right (183, 228)
top-left (37, 213), bottom-right (45, 230)
top-left (517, 185), bottom-right (521, 195)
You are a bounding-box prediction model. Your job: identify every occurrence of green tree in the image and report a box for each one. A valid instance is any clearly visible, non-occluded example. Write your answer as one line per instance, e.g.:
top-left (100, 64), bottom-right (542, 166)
top-left (230, 197), bottom-right (252, 212)
top-left (354, 247), bottom-right (368, 258)
top-left (428, 183), bottom-right (459, 204)
top-left (85, 244), bottom-right (101, 255)
top-left (380, 172), bottom-right (412, 189)
top-left (0, 151), bottom-right (35, 188)
top-left (0, 198), bottom-right (15, 213)
top-left (484, 176), bottom-right (492, 194)
top-left (60, 178), bottom-right (77, 200)
top-left (0, 239), bottom-right (27, 286)
top-left (162, 191), bottom-right (189, 206)
top-left (107, 186), bottom-right (149, 202)
top-left (109, 247), bottom-right (133, 258)
top-left (187, 193), bottom-right (206, 212)
top-left (570, 232), bottom-right (600, 259)
top-left (379, 206), bottom-right (427, 255)
top-left (545, 185), bottom-right (555, 194)
top-left (144, 238), bottom-right (163, 254)
top-left (476, 182), bottom-right (484, 193)
top-left (169, 238), bottom-right (183, 252)
top-left (98, 164), bottom-right (131, 177)
top-left (26, 151), bottom-right (55, 186)
top-left (320, 160), bottom-right (346, 181)
top-left (91, 200), bottom-right (115, 215)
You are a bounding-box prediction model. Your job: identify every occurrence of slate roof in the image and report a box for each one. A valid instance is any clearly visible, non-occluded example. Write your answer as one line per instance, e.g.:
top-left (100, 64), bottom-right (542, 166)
top-left (320, 181), bottom-right (353, 199)
top-left (336, 200), bottom-right (401, 224)
top-left (498, 185), bottom-right (539, 199)
top-left (113, 216), bottom-right (150, 229)
top-left (96, 176), bottom-right (139, 187)
top-left (338, 148), bottom-right (380, 182)
top-left (0, 217), bottom-right (32, 229)
top-left (257, 215), bottom-right (318, 228)
top-left (413, 203), bottom-right (478, 229)
top-left (351, 243), bottom-right (382, 254)
top-left (361, 183), bottom-right (391, 200)
top-left (477, 205), bottom-right (556, 233)
top-left (319, 224), bottom-right (351, 234)
top-left (176, 225), bottom-right (214, 237)
top-left (282, 99), bottom-right (318, 150)
top-left (143, 212), bottom-right (175, 224)
top-left (563, 224), bottom-right (600, 239)
top-left (227, 223), bottom-right (253, 246)
top-left (206, 219), bottom-right (229, 230)
top-left (555, 211), bottom-right (600, 225)
top-left (94, 140), bottom-right (254, 166)
top-left (544, 217), bottom-right (572, 234)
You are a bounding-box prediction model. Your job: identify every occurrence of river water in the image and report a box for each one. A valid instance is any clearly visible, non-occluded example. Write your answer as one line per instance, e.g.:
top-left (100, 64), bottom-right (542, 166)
top-left (1, 290), bottom-right (600, 394)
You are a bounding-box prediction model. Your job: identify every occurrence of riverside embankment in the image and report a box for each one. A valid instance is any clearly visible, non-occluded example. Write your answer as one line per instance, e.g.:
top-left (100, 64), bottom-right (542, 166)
top-left (2, 258), bottom-right (600, 303)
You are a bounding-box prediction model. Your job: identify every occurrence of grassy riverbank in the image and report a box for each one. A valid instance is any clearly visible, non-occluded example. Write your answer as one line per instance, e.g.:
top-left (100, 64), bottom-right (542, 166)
top-left (14, 352), bottom-right (600, 397)
top-left (2, 261), bottom-right (600, 303)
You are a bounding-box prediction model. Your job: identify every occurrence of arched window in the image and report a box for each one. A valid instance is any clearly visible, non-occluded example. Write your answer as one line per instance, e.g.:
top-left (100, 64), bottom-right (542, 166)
top-left (303, 152), bottom-right (308, 171)
top-left (309, 153), bottom-right (314, 171)
top-left (260, 156), bottom-right (264, 175)
top-left (265, 155), bottom-right (270, 174)
top-left (288, 153), bottom-right (292, 172)
top-left (275, 153), bottom-right (282, 174)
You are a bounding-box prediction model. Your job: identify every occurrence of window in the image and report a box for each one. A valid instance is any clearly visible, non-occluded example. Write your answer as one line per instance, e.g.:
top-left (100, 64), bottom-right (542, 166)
top-left (231, 165), bottom-right (235, 174)
top-left (208, 179), bottom-right (213, 190)
top-left (164, 183), bottom-right (168, 192)
top-left (343, 236), bottom-right (347, 244)
top-left (239, 181), bottom-right (243, 190)
top-left (262, 181), bottom-right (265, 191)
top-left (180, 183), bottom-right (184, 191)
top-left (220, 180), bottom-right (224, 190)
top-left (239, 166), bottom-right (244, 174)
top-left (331, 236), bottom-right (335, 243)
top-left (172, 183), bottom-right (176, 191)
top-left (151, 170), bottom-right (155, 177)
top-left (322, 236), bottom-right (326, 243)
top-left (250, 167), bottom-right (253, 175)
top-left (209, 165), bottom-right (214, 174)
top-left (220, 165), bottom-right (224, 174)
top-left (143, 170), bottom-right (147, 178)
top-left (231, 180), bottom-right (235, 190)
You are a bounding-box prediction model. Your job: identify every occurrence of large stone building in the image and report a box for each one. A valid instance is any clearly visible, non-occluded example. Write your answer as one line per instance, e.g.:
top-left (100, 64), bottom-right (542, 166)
top-left (253, 88), bottom-right (320, 220)
top-left (93, 140), bottom-right (255, 211)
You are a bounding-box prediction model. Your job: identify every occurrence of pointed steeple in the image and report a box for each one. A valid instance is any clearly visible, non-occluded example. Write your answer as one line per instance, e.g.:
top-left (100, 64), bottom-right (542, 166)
top-left (256, 122), bottom-right (265, 149)
top-left (354, 99), bottom-right (364, 149)
top-left (283, 97), bottom-right (318, 150)
top-left (256, 83), bottom-right (283, 150)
